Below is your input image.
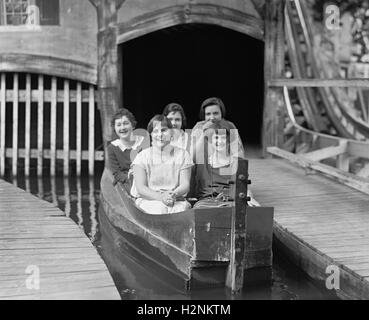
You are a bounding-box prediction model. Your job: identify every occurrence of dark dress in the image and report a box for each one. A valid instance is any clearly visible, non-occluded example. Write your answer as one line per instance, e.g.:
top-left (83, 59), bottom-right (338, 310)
top-left (194, 161), bottom-right (234, 201)
top-left (107, 137), bottom-right (144, 186)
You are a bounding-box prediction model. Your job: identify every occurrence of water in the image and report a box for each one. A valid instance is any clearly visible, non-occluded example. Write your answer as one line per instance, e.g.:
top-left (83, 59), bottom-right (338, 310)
top-left (4, 166), bottom-right (338, 300)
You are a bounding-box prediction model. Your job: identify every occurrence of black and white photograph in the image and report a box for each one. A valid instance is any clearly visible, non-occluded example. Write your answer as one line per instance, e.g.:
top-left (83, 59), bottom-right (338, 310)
top-left (0, 0), bottom-right (368, 303)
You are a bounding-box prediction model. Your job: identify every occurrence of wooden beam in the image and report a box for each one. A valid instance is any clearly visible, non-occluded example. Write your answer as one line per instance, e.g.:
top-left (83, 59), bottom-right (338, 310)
top-left (337, 152), bottom-right (350, 172)
top-left (94, 0), bottom-right (123, 165)
top-left (4, 148), bottom-right (104, 161)
top-left (267, 147), bottom-right (369, 195)
top-left (117, 5), bottom-right (264, 44)
top-left (12, 74), bottom-right (19, 178)
top-left (0, 53), bottom-right (97, 85)
top-left (25, 74), bottom-right (31, 176)
top-left (226, 158), bottom-right (249, 293)
top-left (262, 0), bottom-right (285, 155)
top-left (5, 89), bottom-right (97, 103)
top-left (0, 74), bottom-right (5, 178)
top-left (304, 140), bottom-right (348, 162)
top-left (269, 78), bottom-right (369, 88)
top-left (37, 75), bottom-right (44, 177)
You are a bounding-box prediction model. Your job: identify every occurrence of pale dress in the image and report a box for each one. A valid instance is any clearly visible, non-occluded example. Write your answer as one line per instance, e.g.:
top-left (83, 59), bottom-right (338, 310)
top-left (131, 145), bottom-right (193, 214)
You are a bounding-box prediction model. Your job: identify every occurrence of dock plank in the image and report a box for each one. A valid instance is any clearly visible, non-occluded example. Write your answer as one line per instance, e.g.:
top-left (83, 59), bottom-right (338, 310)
top-left (0, 179), bottom-right (120, 300)
top-left (250, 159), bottom-right (369, 300)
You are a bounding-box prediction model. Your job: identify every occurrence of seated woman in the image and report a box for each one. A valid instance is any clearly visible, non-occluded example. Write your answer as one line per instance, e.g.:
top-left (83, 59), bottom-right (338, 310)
top-left (162, 103), bottom-right (190, 151)
top-left (131, 115), bottom-right (193, 214)
top-left (191, 97), bottom-right (245, 159)
top-left (193, 119), bottom-right (259, 208)
top-left (107, 108), bottom-right (145, 187)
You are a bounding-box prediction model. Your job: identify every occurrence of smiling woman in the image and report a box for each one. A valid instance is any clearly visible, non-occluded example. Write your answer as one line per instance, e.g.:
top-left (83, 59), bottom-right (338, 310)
top-left (107, 108), bottom-right (144, 186)
top-left (131, 114), bottom-right (194, 215)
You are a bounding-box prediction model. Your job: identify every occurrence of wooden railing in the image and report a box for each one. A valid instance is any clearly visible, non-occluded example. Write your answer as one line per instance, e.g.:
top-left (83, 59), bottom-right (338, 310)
top-left (0, 72), bottom-right (104, 177)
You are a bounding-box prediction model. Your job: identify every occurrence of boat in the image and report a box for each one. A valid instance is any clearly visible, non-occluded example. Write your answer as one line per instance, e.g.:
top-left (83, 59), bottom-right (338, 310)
top-left (98, 158), bottom-right (274, 291)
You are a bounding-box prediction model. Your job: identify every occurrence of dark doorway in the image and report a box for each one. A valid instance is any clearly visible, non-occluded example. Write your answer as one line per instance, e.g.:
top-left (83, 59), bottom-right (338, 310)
top-left (121, 24), bottom-right (264, 146)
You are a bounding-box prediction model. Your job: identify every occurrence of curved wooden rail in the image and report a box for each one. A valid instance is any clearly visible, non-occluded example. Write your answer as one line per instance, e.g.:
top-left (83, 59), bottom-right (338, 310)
top-left (286, 0), bottom-right (369, 140)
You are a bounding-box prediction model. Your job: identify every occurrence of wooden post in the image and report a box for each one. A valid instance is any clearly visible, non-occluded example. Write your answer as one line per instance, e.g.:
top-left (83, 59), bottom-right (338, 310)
top-left (0, 73), bottom-right (5, 177)
top-left (88, 85), bottom-right (95, 175)
top-left (226, 158), bottom-right (249, 293)
top-left (90, 0), bottom-right (124, 159)
top-left (37, 75), bottom-right (44, 177)
top-left (25, 74), bottom-right (31, 176)
top-left (63, 80), bottom-right (70, 176)
top-left (76, 82), bottom-right (82, 176)
top-left (12, 73), bottom-right (19, 178)
top-left (50, 77), bottom-right (57, 176)
top-left (262, 0), bottom-right (285, 156)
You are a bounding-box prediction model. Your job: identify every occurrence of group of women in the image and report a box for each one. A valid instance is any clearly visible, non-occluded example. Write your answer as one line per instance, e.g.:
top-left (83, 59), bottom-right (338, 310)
top-left (107, 97), bottom-right (258, 215)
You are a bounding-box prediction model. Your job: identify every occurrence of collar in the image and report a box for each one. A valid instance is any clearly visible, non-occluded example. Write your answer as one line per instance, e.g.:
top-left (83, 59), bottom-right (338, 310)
top-left (111, 135), bottom-right (144, 152)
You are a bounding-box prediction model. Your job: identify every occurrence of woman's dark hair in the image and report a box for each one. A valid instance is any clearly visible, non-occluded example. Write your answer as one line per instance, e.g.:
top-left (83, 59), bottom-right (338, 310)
top-left (199, 97), bottom-right (226, 120)
top-left (147, 114), bottom-right (173, 134)
top-left (162, 103), bottom-right (187, 129)
top-left (110, 108), bottom-right (137, 128)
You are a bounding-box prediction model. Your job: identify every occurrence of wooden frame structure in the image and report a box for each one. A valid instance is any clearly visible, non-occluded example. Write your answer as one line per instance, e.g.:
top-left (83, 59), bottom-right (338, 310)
top-left (268, 86), bottom-right (369, 190)
top-left (0, 72), bottom-right (101, 178)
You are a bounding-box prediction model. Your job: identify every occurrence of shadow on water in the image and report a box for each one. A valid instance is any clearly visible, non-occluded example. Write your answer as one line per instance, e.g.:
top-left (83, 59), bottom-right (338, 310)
top-left (4, 165), bottom-right (338, 300)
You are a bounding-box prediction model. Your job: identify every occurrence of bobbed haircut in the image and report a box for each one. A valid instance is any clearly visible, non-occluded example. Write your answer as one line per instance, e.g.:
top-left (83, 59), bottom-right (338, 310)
top-left (147, 114), bottom-right (173, 134)
top-left (162, 103), bottom-right (187, 129)
top-left (199, 97), bottom-right (226, 120)
top-left (111, 108), bottom-right (137, 129)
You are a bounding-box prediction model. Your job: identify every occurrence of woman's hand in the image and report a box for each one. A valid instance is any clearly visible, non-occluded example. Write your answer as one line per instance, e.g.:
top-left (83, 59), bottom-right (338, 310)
top-left (160, 191), bottom-right (176, 207)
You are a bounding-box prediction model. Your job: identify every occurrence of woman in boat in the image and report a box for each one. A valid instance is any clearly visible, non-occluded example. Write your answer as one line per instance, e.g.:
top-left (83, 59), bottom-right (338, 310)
top-left (107, 108), bottom-right (145, 187)
top-left (131, 115), bottom-right (193, 214)
top-left (162, 103), bottom-right (190, 151)
top-left (191, 97), bottom-right (245, 160)
top-left (193, 119), bottom-right (259, 208)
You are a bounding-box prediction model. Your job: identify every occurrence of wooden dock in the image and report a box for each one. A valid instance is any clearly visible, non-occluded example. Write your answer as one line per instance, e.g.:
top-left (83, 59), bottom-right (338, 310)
top-left (0, 179), bottom-right (120, 300)
top-left (250, 159), bottom-right (369, 300)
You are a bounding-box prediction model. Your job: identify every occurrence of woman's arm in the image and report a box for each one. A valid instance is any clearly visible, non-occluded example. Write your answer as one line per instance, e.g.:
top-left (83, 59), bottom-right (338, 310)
top-left (172, 167), bottom-right (192, 198)
top-left (133, 165), bottom-right (163, 201)
top-left (107, 145), bottom-right (128, 184)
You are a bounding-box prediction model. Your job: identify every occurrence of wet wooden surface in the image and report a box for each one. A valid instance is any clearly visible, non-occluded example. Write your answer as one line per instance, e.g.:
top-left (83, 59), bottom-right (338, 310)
top-left (0, 179), bottom-right (119, 300)
top-left (250, 159), bottom-right (369, 300)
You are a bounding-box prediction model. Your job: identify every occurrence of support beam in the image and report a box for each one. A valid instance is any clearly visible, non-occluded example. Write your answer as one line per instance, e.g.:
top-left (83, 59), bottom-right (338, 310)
top-left (304, 140), bottom-right (348, 162)
top-left (269, 78), bottom-right (369, 88)
top-left (262, 0), bottom-right (285, 156)
top-left (226, 158), bottom-right (249, 293)
top-left (92, 0), bottom-right (123, 154)
top-left (267, 147), bottom-right (369, 195)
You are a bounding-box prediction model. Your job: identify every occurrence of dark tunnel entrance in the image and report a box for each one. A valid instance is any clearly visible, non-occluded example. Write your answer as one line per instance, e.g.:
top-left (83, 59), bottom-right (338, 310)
top-left (121, 23), bottom-right (264, 147)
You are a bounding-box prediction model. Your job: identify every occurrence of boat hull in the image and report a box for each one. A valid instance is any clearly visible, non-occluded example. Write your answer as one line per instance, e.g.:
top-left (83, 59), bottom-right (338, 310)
top-left (99, 170), bottom-right (274, 290)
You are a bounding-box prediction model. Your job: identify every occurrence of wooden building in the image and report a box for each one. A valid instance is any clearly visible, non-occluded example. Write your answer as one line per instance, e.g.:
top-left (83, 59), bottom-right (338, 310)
top-left (0, 0), bottom-right (285, 176)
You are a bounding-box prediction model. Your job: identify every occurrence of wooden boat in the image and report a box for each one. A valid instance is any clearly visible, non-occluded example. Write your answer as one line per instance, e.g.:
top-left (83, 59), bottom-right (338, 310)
top-left (98, 159), bottom-right (274, 291)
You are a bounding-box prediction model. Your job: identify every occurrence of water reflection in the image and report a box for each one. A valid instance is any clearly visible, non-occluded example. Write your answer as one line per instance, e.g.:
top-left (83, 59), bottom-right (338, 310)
top-left (12, 174), bottom-right (99, 243)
